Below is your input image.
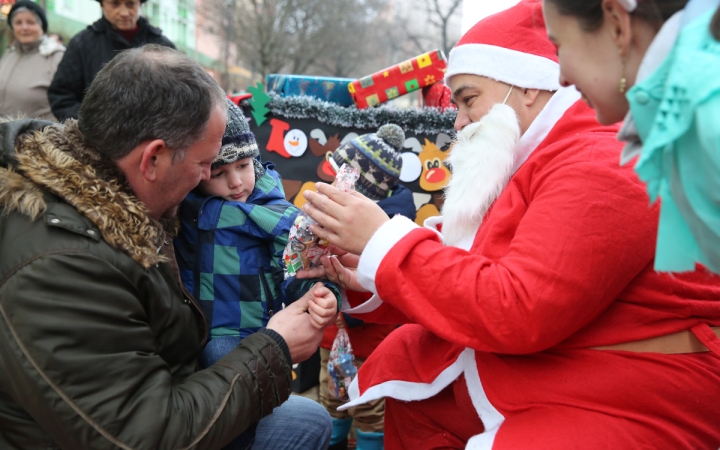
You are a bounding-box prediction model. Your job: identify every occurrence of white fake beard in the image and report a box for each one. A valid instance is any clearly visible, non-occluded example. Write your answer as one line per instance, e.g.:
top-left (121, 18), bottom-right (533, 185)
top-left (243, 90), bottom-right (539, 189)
top-left (441, 103), bottom-right (521, 248)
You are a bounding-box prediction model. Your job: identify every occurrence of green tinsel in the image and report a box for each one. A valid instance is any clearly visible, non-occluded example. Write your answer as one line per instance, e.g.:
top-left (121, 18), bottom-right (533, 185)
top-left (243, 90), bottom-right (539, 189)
top-left (242, 92), bottom-right (457, 135)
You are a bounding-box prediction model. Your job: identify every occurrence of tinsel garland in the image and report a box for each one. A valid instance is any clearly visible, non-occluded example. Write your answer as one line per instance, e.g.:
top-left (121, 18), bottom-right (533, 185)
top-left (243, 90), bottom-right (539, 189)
top-left (241, 92), bottom-right (457, 135)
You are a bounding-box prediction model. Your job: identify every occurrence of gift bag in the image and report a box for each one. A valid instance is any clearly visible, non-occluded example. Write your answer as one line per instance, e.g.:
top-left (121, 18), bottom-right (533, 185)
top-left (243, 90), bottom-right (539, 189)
top-left (282, 164), bottom-right (359, 278)
top-left (327, 327), bottom-right (358, 402)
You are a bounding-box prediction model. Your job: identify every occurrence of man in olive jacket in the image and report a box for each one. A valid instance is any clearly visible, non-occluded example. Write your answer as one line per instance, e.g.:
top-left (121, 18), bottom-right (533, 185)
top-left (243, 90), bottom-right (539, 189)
top-left (0, 45), bottom-right (334, 449)
top-left (48, 0), bottom-right (175, 122)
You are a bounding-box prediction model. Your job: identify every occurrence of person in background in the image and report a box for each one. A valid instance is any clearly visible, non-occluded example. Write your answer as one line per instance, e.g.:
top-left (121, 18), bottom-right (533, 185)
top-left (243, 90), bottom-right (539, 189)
top-left (0, 1), bottom-right (64, 121)
top-left (544, 0), bottom-right (720, 274)
top-left (48, 0), bottom-right (174, 122)
top-left (318, 124), bottom-right (416, 450)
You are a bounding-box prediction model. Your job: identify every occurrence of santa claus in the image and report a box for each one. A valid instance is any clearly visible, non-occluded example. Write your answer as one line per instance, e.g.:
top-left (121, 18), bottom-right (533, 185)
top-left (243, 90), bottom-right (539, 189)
top-left (300, 1), bottom-right (720, 448)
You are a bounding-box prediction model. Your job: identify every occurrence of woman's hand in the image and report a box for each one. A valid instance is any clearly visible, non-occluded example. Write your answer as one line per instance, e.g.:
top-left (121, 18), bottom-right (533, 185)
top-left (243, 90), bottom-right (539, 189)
top-left (302, 183), bottom-right (390, 255)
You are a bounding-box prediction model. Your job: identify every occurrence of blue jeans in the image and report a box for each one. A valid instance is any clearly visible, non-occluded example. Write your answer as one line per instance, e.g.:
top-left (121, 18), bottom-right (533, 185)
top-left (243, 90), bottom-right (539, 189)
top-left (201, 336), bottom-right (332, 450)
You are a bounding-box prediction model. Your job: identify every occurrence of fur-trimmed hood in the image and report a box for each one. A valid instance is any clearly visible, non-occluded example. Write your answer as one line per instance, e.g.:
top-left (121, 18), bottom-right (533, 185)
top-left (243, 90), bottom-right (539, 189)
top-left (0, 120), bottom-right (170, 268)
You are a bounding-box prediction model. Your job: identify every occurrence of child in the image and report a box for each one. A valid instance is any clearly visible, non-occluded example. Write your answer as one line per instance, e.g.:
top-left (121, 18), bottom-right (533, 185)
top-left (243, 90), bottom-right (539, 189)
top-left (320, 124), bottom-right (417, 450)
top-left (174, 99), bottom-right (340, 369)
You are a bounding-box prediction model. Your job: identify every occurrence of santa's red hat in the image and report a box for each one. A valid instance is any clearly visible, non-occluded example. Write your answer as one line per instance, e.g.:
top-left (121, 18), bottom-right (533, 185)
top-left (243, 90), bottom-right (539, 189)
top-left (446, 0), bottom-right (561, 91)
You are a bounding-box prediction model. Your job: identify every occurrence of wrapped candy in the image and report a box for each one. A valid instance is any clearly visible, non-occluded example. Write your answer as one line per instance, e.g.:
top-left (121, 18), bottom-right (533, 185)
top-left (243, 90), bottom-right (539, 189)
top-left (282, 164), bottom-right (359, 278)
top-left (327, 327), bottom-right (357, 402)
top-left (334, 163), bottom-right (360, 192)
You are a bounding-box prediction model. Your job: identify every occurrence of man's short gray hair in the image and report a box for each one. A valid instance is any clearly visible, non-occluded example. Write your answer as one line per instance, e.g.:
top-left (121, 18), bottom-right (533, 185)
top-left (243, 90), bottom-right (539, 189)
top-left (78, 45), bottom-right (227, 161)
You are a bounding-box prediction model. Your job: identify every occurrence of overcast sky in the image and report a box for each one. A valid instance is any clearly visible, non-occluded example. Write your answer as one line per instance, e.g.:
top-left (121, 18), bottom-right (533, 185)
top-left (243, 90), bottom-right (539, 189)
top-left (461, 0), bottom-right (521, 33)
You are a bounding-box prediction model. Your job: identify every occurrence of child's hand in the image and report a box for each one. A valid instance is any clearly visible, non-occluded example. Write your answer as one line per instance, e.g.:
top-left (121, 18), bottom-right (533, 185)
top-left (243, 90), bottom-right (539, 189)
top-left (335, 314), bottom-right (346, 329)
top-left (307, 282), bottom-right (338, 330)
top-left (320, 253), bottom-right (366, 293)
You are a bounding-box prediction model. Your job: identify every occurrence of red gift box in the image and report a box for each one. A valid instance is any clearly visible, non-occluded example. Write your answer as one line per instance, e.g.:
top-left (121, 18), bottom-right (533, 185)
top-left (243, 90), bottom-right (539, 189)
top-left (349, 50), bottom-right (447, 109)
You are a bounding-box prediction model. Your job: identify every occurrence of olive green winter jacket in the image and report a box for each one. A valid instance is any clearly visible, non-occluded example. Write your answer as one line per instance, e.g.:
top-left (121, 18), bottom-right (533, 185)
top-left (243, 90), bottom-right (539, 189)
top-left (0, 119), bottom-right (292, 449)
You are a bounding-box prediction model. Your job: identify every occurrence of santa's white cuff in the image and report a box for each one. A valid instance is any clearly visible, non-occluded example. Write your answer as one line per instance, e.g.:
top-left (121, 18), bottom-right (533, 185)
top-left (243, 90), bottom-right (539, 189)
top-left (357, 216), bottom-right (419, 295)
top-left (344, 294), bottom-right (384, 314)
top-left (422, 215), bottom-right (445, 240)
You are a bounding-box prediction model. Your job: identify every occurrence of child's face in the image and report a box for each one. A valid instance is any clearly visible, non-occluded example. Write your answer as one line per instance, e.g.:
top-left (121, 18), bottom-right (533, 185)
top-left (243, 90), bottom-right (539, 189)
top-left (198, 157), bottom-right (255, 202)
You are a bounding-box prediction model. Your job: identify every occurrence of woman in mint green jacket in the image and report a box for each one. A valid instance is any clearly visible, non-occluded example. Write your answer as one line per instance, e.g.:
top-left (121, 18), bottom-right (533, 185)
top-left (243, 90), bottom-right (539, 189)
top-left (544, 0), bottom-right (720, 273)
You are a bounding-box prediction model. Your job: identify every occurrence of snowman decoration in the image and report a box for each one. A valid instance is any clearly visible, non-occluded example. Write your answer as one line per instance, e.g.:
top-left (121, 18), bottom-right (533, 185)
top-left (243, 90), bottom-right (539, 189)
top-left (283, 129), bottom-right (308, 157)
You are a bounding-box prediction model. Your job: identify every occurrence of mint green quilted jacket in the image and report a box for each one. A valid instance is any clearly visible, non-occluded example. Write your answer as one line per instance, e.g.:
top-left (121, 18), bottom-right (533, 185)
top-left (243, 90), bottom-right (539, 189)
top-left (629, 10), bottom-right (720, 273)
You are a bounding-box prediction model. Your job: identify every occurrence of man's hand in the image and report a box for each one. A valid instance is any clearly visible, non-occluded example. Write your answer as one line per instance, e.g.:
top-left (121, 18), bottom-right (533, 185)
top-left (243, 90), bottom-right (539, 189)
top-left (302, 183), bottom-right (390, 255)
top-left (266, 283), bottom-right (337, 363)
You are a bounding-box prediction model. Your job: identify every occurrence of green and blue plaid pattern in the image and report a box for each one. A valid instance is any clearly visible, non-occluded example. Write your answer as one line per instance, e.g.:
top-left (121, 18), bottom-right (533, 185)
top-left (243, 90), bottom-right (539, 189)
top-left (175, 162), bottom-right (338, 340)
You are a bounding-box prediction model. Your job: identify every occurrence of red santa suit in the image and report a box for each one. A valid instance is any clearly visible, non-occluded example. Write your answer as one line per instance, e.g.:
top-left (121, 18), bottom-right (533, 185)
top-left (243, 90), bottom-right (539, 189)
top-left (339, 2), bottom-right (720, 449)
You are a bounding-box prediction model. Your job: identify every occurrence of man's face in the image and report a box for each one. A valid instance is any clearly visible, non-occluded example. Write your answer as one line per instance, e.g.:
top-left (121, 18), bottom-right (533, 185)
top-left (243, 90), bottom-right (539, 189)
top-left (449, 74), bottom-right (516, 131)
top-left (155, 106), bottom-right (227, 219)
top-left (101, 0), bottom-right (141, 31)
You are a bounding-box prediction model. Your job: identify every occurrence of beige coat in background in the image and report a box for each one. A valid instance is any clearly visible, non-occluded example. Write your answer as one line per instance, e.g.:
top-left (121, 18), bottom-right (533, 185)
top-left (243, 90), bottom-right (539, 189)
top-left (0, 36), bottom-right (64, 121)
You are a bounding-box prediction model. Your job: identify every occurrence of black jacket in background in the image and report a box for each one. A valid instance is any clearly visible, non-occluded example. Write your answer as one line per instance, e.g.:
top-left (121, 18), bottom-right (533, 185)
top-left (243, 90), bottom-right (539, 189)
top-left (48, 16), bottom-right (175, 122)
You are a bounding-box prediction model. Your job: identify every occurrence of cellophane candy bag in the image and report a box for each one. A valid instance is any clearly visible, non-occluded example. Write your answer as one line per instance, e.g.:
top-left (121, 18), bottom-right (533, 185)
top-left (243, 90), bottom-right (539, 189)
top-left (327, 327), bottom-right (357, 401)
top-left (282, 164), bottom-right (359, 278)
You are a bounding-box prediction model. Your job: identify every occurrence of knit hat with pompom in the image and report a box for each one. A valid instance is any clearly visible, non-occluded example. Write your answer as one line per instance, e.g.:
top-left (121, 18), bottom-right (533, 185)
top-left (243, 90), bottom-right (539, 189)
top-left (330, 123), bottom-right (404, 201)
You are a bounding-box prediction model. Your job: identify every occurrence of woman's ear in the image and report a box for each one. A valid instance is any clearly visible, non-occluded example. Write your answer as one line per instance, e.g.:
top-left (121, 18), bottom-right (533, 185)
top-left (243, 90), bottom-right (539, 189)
top-left (602, 0), bottom-right (633, 56)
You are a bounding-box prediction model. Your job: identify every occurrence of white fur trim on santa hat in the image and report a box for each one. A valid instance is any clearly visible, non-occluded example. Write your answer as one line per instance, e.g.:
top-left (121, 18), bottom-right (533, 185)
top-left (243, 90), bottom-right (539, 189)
top-left (446, 44), bottom-right (561, 91)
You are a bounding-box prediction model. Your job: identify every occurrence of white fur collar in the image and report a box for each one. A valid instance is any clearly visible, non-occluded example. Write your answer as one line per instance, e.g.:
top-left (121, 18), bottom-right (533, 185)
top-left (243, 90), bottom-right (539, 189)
top-left (39, 36), bottom-right (65, 57)
top-left (513, 86), bottom-right (581, 174)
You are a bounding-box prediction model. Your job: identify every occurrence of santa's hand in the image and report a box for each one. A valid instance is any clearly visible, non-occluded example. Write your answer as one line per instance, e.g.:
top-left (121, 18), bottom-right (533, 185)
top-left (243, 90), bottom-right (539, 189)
top-left (306, 282), bottom-right (338, 330)
top-left (303, 183), bottom-right (389, 255)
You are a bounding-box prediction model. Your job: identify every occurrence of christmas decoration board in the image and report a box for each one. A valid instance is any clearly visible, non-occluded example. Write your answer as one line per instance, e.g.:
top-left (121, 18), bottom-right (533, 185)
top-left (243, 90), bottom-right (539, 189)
top-left (267, 74), bottom-right (355, 106)
top-left (349, 50), bottom-right (448, 109)
top-left (240, 92), bottom-right (457, 225)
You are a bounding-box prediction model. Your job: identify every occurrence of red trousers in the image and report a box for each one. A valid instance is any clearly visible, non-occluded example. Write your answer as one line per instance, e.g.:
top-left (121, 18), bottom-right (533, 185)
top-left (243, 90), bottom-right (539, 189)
top-left (384, 375), bottom-right (484, 449)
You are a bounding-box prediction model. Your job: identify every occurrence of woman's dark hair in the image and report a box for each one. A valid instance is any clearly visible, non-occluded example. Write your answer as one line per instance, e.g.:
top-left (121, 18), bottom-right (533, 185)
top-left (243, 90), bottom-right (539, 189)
top-left (711, 6), bottom-right (720, 40)
top-left (547, 0), bottom-right (689, 32)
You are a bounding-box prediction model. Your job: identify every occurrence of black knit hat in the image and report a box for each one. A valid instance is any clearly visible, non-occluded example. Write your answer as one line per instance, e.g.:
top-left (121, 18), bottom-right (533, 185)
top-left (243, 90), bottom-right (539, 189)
top-left (212, 99), bottom-right (263, 177)
top-left (8, 1), bottom-right (48, 34)
top-left (331, 124), bottom-right (404, 201)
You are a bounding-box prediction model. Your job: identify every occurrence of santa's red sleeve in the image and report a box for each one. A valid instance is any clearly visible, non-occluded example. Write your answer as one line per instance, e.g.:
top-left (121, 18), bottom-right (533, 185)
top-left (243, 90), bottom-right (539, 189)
top-left (354, 156), bottom-right (659, 355)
